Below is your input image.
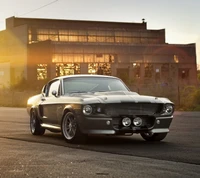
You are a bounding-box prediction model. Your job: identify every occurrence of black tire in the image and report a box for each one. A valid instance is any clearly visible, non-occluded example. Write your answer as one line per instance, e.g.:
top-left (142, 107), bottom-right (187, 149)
top-left (140, 132), bottom-right (167, 142)
top-left (30, 110), bottom-right (45, 135)
top-left (61, 112), bottom-right (87, 144)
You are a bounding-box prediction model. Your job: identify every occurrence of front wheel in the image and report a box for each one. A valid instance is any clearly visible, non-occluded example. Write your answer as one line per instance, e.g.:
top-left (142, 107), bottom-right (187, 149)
top-left (30, 110), bottom-right (45, 135)
top-left (140, 132), bottom-right (167, 142)
top-left (61, 112), bottom-right (87, 144)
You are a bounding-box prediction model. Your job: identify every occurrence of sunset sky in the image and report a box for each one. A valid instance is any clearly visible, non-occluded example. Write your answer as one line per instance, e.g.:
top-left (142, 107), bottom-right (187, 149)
top-left (0, 0), bottom-right (199, 65)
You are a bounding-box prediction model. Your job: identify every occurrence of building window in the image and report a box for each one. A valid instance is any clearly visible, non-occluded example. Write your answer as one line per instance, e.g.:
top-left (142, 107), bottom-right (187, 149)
top-left (144, 63), bottom-right (153, 78)
top-left (59, 35), bottom-right (69, 42)
top-left (37, 35), bottom-right (49, 41)
top-left (100, 63), bottom-right (111, 75)
top-left (96, 36), bottom-right (106, 42)
top-left (88, 35), bottom-right (97, 42)
top-left (37, 64), bottom-right (47, 80)
top-left (56, 63), bottom-right (80, 76)
top-left (106, 36), bottom-right (115, 43)
top-left (132, 63), bottom-right (140, 78)
top-left (29, 27), bottom-right (37, 43)
top-left (132, 37), bottom-right (140, 44)
top-left (123, 37), bottom-right (132, 43)
top-left (69, 35), bottom-right (78, 42)
top-left (28, 27), bottom-right (164, 45)
top-left (79, 36), bottom-right (87, 42)
top-left (49, 34), bottom-right (59, 41)
top-left (88, 63), bottom-right (98, 74)
top-left (52, 54), bottom-right (84, 63)
top-left (88, 63), bottom-right (111, 75)
top-left (84, 54), bottom-right (94, 63)
top-left (115, 37), bottom-right (123, 43)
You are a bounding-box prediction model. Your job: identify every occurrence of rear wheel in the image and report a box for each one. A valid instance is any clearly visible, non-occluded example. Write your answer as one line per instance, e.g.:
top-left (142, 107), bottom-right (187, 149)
top-left (140, 132), bottom-right (167, 142)
top-left (61, 112), bottom-right (87, 143)
top-left (30, 110), bottom-right (45, 135)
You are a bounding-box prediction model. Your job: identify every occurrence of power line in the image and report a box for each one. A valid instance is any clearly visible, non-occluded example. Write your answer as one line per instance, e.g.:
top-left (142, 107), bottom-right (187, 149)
top-left (20, 0), bottom-right (59, 16)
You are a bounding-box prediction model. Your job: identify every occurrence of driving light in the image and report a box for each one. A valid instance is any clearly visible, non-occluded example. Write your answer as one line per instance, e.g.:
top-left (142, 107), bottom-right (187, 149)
top-left (83, 105), bottom-right (92, 115)
top-left (133, 117), bottom-right (143, 126)
top-left (122, 117), bottom-right (131, 127)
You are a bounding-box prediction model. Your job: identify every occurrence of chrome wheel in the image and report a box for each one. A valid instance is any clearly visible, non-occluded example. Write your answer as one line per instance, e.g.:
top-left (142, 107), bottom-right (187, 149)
top-left (30, 112), bottom-right (36, 134)
top-left (30, 110), bottom-right (45, 135)
top-left (61, 112), bottom-right (87, 143)
top-left (62, 112), bottom-right (77, 140)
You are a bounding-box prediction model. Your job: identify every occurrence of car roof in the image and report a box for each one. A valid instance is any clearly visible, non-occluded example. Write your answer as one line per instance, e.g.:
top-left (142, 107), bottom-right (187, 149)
top-left (53, 74), bottom-right (118, 80)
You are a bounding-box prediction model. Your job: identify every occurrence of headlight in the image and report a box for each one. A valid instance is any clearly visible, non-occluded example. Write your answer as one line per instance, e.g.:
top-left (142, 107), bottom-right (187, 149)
top-left (122, 117), bottom-right (131, 127)
top-left (162, 104), bottom-right (174, 115)
top-left (83, 105), bottom-right (93, 115)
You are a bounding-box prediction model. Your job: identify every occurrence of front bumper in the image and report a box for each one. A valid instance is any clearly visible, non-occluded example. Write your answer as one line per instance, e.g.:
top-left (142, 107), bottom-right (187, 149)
top-left (77, 114), bottom-right (173, 135)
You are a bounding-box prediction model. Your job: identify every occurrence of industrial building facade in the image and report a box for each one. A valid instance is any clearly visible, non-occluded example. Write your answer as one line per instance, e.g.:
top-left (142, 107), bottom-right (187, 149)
top-left (0, 17), bottom-right (197, 98)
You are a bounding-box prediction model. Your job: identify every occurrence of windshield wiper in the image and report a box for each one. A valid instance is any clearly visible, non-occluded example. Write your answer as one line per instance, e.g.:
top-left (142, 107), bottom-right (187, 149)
top-left (94, 90), bottom-right (108, 92)
top-left (68, 91), bottom-right (88, 94)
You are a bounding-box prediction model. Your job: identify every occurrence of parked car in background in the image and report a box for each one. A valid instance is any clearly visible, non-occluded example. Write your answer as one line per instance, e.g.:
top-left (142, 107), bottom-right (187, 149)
top-left (27, 75), bottom-right (174, 143)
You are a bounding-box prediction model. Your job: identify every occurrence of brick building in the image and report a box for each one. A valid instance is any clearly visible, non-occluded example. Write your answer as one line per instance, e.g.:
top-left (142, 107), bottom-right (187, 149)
top-left (0, 16), bottom-right (197, 100)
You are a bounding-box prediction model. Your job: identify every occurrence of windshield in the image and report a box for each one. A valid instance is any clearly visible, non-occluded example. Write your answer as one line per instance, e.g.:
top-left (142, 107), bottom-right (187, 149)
top-left (63, 77), bottom-right (129, 94)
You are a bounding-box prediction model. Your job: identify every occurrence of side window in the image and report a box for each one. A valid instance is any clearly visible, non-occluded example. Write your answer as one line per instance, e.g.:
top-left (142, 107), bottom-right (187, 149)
top-left (47, 80), bottom-right (60, 97)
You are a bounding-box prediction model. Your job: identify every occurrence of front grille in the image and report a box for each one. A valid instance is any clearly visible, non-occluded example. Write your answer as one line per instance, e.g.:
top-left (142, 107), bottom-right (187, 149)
top-left (105, 103), bottom-right (163, 116)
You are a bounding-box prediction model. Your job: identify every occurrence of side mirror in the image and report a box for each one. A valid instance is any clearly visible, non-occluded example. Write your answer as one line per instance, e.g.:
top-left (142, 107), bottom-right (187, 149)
top-left (52, 90), bottom-right (57, 97)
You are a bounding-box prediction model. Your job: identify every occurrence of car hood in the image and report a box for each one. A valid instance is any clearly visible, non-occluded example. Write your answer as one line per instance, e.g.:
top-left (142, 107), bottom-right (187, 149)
top-left (70, 91), bottom-right (173, 104)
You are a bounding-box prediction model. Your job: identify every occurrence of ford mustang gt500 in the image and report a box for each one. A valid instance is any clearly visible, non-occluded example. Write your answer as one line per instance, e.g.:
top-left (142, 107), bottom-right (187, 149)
top-left (27, 75), bottom-right (174, 143)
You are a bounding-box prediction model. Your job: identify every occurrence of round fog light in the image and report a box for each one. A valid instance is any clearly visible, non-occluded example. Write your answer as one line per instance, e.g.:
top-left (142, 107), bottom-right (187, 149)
top-left (133, 117), bottom-right (142, 126)
top-left (122, 117), bottom-right (131, 127)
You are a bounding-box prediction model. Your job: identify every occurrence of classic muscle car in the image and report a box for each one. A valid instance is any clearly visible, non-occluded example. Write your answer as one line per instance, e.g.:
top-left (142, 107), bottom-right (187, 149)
top-left (27, 75), bottom-right (174, 143)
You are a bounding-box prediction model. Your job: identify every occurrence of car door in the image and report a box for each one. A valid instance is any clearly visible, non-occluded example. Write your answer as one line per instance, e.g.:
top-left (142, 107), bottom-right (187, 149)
top-left (40, 79), bottom-right (61, 125)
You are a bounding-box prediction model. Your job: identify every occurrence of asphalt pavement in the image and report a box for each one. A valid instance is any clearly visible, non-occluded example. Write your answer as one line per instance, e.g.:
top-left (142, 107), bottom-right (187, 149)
top-left (0, 107), bottom-right (199, 178)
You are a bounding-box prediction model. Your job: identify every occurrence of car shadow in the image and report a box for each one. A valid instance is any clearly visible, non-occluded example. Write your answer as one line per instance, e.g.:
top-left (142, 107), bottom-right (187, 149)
top-left (43, 132), bottom-right (174, 148)
top-left (8, 131), bottom-right (183, 163)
